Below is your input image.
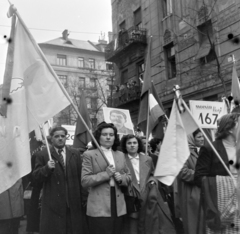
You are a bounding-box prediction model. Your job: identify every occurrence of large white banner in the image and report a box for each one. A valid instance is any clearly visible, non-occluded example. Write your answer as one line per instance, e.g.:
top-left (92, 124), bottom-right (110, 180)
top-left (189, 100), bottom-right (225, 129)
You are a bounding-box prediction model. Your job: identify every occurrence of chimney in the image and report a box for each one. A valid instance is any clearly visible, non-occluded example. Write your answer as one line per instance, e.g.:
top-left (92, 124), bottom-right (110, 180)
top-left (62, 29), bottom-right (69, 40)
top-left (108, 32), bottom-right (113, 42)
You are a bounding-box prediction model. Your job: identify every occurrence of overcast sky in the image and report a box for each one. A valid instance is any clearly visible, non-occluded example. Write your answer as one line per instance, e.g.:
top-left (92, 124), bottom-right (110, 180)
top-left (0, 0), bottom-right (112, 84)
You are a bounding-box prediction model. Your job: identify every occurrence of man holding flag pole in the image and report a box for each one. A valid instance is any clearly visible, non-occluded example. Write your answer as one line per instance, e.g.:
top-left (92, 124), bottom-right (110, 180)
top-left (0, 2), bottom-right (118, 234)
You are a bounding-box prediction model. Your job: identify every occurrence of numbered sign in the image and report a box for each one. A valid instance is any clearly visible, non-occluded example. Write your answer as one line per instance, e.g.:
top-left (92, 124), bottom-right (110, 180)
top-left (189, 100), bottom-right (225, 129)
top-left (62, 125), bottom-right (76, 145)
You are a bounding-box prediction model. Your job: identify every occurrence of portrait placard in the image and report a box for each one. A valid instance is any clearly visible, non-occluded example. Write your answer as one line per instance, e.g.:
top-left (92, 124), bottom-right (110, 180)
top-left (102, 107), bottom-right (134, 136)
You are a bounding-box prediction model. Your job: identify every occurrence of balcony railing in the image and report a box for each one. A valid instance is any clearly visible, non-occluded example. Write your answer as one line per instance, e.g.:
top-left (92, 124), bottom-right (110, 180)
top-left (105, 26), bottom-right (147, 62)
top-left (108, 85), bottom-right (141, 107)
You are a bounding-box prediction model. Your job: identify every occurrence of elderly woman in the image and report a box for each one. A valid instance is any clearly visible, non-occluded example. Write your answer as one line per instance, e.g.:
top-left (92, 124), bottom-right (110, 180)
top-left (120, 134), bottom-right (156, 234)
top-left (178, 129), bottom-right (205, 234)
top-left (195, 113), bottom-right (240, 233)
top-left (81, 122), bottom-right (131, 234)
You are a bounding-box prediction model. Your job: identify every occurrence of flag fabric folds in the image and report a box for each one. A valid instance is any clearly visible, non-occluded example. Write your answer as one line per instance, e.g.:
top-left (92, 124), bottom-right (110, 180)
top-left (154, 99), bottom-right (198, 186)
top-left (73, 91), bottom-right (91, 150)
top-left (231, 65), bottom-right (240, 104)
top-left (137, 37), bottom-right (164, 136)
top-left (0, 10), bottom-right (71, 193)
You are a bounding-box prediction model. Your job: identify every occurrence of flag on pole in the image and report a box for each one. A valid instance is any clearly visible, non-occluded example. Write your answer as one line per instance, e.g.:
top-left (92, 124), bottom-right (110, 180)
top-left (138, 37), bottom-right (164, 136)
top-left (231, 65), bottom-right (240, 104)
top-left (0, 6), bottom-right (71, 194)
top-left (73, 91), bottom-right (91, 150)
top-left (154, 99), bottom-right (198, 185)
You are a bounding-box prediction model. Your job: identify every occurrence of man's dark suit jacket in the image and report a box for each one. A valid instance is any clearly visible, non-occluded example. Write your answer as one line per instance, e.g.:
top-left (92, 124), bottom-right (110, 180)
top-left (33, 146), bottom-right (88, 234)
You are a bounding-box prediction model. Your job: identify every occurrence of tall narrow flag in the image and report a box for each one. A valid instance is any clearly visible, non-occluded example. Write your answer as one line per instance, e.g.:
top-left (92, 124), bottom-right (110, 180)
top-left (138, 37), bottom-right (164, 135)
top-left (231, 65), bottom-right (240, 104)
top-left (73, 91), bottom-right (91, 150)
top-left (154, 99), bottom-right (198, 185)
top-left (0, 7), bottom-right (71, 194)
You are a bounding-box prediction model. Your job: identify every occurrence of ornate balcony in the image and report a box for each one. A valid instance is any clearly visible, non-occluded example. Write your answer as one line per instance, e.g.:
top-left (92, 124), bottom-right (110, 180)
top-left (108, 85), bottom-right (141, 107)
top-left (105, 26), bottom-right (147, 63)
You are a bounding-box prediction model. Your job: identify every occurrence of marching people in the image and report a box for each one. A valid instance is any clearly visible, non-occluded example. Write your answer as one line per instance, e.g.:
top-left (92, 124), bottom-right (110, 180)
top-left (81, 122), bottom-right (131, 234)
top-left (120, 134), bottom-right (156, 233)
top-left (0, 179), bottom-right (24, 234)
top-left (149, 137), bottom-right (162, 167)
top-left (32, 126), bottom-right (87, 234)
top-left (178, 129), bottom-right (205, 234)
top-left (195, 113), bottom-right (240, 233)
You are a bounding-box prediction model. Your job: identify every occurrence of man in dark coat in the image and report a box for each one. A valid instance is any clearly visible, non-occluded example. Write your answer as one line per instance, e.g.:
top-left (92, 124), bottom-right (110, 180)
top-left (33, 126), bottom-right (88, 234)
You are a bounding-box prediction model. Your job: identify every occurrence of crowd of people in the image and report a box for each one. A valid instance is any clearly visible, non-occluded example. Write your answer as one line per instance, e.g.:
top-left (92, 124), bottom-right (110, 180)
top-left (0, 112), bottom-right (240, 234)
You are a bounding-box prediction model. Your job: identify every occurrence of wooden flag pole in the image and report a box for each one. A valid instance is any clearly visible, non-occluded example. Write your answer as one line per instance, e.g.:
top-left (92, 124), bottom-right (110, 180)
top-left (9, 4), bottom-right (110, 165)
top-left (145, 90), bottom-right (150, 156)
top-left (39, 124), bottom-right (52, 161)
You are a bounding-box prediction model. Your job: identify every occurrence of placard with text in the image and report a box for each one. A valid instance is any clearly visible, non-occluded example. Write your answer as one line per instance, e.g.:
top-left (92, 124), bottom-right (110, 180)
top-left (189, 100), bottom-right (225, 129)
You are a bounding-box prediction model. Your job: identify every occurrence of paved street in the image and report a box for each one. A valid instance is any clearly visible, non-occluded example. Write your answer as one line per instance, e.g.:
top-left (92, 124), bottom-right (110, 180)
top-left (19, 217), bottom-right (29, 234)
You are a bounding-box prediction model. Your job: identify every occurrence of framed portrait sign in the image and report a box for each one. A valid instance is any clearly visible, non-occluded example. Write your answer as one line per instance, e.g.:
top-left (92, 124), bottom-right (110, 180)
top-left (102, 107), bottom-right (134, 136)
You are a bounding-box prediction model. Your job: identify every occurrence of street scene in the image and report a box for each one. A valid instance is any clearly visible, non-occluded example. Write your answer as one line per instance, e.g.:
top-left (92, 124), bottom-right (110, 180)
top-left (1, 0), bottom-right (240, 234)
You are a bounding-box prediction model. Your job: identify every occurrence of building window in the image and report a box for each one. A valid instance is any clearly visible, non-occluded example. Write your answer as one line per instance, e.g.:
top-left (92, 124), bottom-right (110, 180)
top-left (89, 59), bottom-right (95, 69)
top-left (134, 7), bottom-right (142, 28)
top-left (91, 117), bottom-right (97, 130)
top-left (58, 75), bottom-right (67, 86)
top-left (86, 97), bottom-right (97, 109)
top-left (162, 0), bottom-right (172, 17)
top-left (119, 21), bottom-right (126, 30)
top-left (164, 42), bottom-right (176, 79)
top-left (106, 62), bottom-right (113, 70)
top-left (78, 57), bottom-right (84, 68)
top-left (89, 78), bottom-right (96, 89)
top-left (196, 20), bottom-right (215, 65)
top-left (121, 69), bottom-right (128, 84)
top-left (57, 54), bottom-right (67, 66)
top-left (79, 77), bottom-right (85, 88)
top-left (137, 61), bottom-right (145, 82)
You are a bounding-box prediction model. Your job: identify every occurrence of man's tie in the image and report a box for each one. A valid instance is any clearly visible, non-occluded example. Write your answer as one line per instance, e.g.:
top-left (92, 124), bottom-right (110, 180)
top-left (58, 149), bottom-right (65, 168)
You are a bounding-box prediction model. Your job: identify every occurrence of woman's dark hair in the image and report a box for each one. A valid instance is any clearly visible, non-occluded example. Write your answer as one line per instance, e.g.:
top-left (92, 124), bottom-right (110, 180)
top-left (149, 138), bottom-right (161, 153)
top-left (92, 122), bottom-right (120, 151)
top-left (216, 113), bottom-right (240, 140)
top-left (50, 126), bottom-right (68, 136)
top-left (192, 129), bottom-right (201, 138)
top-left (120, 134), bottom-right (144, 154)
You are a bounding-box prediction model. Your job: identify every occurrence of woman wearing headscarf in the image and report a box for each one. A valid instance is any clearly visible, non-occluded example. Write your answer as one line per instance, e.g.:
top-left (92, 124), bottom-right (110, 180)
top-left (81, 122), bottom-right (131, 234)
top-left (178, 129), bottom-right (205, 234)
top-left (195, 113), bottom-right (240, 233)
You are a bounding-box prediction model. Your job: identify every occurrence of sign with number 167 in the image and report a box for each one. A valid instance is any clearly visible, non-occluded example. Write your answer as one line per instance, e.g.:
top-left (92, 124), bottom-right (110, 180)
top-left (189, 100), bottom-right (226, 129)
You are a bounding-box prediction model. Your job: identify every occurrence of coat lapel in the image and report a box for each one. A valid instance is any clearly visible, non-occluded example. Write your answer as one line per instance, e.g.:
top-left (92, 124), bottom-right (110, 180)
top-left (50, 147), bottom-right (64, 170)
top-left (125, 155), bottom-right (140, 192)
top-left (94, 149), bottom-right (108, 171)
top-left (112, 151), bottom-right (120, 172)
top-left (66, 147), bottom-right (73, 167)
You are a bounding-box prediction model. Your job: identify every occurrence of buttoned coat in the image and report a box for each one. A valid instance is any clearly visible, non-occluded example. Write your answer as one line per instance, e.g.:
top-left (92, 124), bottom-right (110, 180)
top-left (32, 146), bottom-right (87, 234)
top-left (122, 153), bottom-right (156, 234)
top-left (81, 148), bottom-right (131, 217)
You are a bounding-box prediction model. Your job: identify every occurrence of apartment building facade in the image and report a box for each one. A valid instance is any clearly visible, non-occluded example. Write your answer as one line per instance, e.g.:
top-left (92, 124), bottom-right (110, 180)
top-left (106, 0), bottom-right (240, 126)
top-left (39, 30), bottom-right (114, 129)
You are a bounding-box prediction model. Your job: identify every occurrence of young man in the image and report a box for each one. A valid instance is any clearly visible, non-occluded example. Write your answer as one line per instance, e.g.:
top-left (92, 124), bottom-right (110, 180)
top-left (33, 126), bottom-right (87, 234)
